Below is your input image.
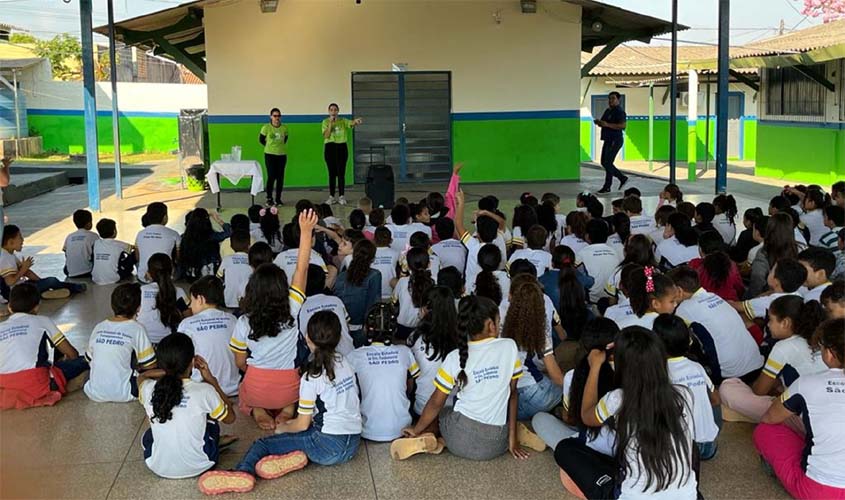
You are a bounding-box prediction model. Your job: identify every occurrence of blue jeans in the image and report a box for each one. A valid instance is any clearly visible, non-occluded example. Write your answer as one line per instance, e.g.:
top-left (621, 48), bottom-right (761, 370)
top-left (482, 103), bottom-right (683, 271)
top-left (517, 377), bottom-right (562, 421)
top-left (697, 440), bottom-right (718, 461)
top-left (143, 420), bottom-right (220, 464)
top-left (235, 428), bottom-right (359, 474)
top-left (35, 277), bottom-right (85, 295)
top-left (600, 138), bottom-right (626, 190)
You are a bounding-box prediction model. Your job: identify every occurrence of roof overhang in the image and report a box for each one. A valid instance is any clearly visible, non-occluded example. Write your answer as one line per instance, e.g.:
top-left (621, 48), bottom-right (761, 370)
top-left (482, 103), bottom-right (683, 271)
top-left (0, 58), bottom-right (44, 71)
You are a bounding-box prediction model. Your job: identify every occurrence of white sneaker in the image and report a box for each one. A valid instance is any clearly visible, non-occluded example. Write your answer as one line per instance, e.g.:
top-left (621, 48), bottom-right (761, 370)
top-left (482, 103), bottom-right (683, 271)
top-left (338, 196), bottom-right (347, 206)
top-left (325, 196), bottom-right (336, 205)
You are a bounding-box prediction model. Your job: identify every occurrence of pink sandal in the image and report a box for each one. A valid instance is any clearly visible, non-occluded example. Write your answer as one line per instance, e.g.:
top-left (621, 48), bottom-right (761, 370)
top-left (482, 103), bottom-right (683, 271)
top-left (197, 470), bottom-right (255, 495)
top-left (255, 450), bottom-right (309, 480)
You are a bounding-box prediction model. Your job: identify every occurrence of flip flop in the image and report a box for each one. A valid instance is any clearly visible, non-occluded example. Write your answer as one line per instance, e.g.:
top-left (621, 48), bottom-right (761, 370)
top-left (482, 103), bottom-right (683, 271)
top-left (389, 433), bottom-right (439, 460)
top-left (41, 289), bottom-right (71, 300)
top-left (255, 450), bottom-right (309, 480)
top-left (517, 422), bottom-right (547, 452)
top-left (429, 437), bottom-right (446, 455)
top-left (197, 470), bottom-right (255, 495)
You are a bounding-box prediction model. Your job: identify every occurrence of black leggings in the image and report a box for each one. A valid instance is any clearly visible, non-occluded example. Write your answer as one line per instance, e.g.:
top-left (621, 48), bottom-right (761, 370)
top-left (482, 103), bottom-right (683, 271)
top-left (264, 153), bottom-right (287, 202)
top-left (324, 142), bottom-right (348, 197)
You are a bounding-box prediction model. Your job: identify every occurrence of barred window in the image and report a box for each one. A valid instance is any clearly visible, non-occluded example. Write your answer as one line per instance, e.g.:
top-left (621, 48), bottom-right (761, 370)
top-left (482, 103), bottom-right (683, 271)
top-left (764, 65), bottom-right (826, 117)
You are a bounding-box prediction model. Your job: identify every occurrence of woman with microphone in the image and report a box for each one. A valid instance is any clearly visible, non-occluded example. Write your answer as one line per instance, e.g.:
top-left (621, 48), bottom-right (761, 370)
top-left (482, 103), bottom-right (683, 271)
top-left (322, 103), bottom-right (362, 205)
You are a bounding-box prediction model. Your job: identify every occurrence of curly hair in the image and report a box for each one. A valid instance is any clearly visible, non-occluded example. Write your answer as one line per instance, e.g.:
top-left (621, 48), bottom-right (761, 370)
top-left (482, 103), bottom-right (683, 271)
top-left (241, 263), bottom-right (293, 341)
top-left (501, 274), bottom-right (547, 358)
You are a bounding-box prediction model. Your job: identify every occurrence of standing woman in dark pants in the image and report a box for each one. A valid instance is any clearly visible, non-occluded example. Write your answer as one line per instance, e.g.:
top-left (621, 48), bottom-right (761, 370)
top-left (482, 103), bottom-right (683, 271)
top-left (259, 108), bottom-right (288, 206)
top-left (322, 103), bottom-right (362, 206)
top-left (594, 91), bottom-right (629, 194)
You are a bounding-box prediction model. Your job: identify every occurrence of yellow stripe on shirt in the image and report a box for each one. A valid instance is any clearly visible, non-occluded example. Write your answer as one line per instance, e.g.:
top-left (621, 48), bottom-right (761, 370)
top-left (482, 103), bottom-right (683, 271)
top-left (289, 286), bottom-right (305, 305)
top-left (433, 378), bottom-right (452, 394)
top-left (436, 368), bottom-right (454, 385)
top-left (229, 337), bottom-right (247, 349)
top-left (210, 400), bottom-right (227, 420)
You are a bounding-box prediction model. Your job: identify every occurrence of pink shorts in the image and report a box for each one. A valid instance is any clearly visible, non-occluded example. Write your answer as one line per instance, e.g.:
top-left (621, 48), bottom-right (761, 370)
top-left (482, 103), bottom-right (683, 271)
top-left (238, 366), bottom-right (300, 416)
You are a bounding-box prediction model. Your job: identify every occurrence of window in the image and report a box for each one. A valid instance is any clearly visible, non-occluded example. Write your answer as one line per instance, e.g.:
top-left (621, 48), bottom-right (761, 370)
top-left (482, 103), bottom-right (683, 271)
top-left (764, 64), bottom-right (826, 117)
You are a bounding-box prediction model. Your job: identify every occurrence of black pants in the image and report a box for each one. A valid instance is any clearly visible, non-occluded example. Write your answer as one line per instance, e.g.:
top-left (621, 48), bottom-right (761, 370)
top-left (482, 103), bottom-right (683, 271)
top-left (324, 142), bottom-right (348, 197)
top-left (555, 438), bottom-right (618, 499)
top-left (265, 153), bottom-right (287, 202)
top-left (600, 138), bottom-right (625, 190)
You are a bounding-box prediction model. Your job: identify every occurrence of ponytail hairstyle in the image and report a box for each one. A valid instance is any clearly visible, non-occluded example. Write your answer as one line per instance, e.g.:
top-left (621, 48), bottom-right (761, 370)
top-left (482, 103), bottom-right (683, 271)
top-left (259, 207), bottom-right (283, 248)
top-left (699, 230), bottom-right (732, 288)
top-left (536, 203), bottom-right (558, 240)
top-left (147, 253), bottom-right (182, 333)
top-left (611, 212), bottom-right (631, 245)
top-left (803, 187), bottom-right (830, 212)
top-left (613, 326), bottom-right (692, 492)
top-left (567, 318), bottom-right (619, 437)
top-left (620, 234), bottom-right (657, 269)
top-left (346, 239), bottom-right (376, 286)
top-left (409, 286), bottom-right (458, 362)
top-left (552, 245), bottom-right (588, 339)
top-left (813, 318), bottom-right (845, 366)
top-left (455, 295), bottom-right (500, 390)
top-left (150, 332), bottom-right (194, 424)
top-left (769, 295), bottom-right (826, 344)
top-left (629, 266), bottom-right (676, 317)
top-left (502, 274), bottom-right (547, 358)
top-left (663, 183), bottom-right (683, 203)
top-left (764, 212), bottom-right (798, 266)
top-left (474, 244), bottom-right (503, 305)
top-left (667, 213), bottom-right (698, 247)
top-left (406, 247), bottom-right (433, 308)
top-left (241, 263), bottom-right (293, 341)
top-left (303, 310), bottom-right (341, 382)
top-left (713, 194), bottom-right (738, 225)
top-left (364, 302), bottom-right (398, 346)
top-left (566, 210), bottom-right (588, 239)
top-left (744, 207), bottom-right (764, 230)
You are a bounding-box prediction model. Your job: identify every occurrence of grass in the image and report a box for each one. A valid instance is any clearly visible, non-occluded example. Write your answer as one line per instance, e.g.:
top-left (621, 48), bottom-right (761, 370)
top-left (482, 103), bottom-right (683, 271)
top-left (15, 152), bottom-right (176, 165)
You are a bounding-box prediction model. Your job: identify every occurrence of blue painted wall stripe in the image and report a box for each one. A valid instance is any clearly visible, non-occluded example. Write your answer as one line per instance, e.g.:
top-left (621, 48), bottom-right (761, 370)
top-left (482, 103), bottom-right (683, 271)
top-left (758, 119), bottom-right (845, 130)
top-left (209, 110), bottom-right (579, 124)
top-left (27, 108), bottom-right (179, 119)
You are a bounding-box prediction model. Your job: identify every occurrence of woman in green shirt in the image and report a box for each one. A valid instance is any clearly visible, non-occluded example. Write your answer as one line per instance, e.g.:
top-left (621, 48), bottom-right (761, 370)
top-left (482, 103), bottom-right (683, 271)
top-left (259, 108), bottom-right (288, 206)
top-left (322, 103), bottom-right (362, 206)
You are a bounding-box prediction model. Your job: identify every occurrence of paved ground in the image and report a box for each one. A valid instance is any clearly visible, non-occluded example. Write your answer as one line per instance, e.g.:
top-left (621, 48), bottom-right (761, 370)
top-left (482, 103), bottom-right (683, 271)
top-left (0, 162), bottom-right (791, 499)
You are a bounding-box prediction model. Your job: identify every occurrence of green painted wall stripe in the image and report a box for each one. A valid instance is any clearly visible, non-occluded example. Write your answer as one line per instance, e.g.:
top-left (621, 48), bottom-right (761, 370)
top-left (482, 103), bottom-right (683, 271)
top-left (26, 113), bottom-right (178, 154)
top-left (756, 123), bottom-right (844, 185)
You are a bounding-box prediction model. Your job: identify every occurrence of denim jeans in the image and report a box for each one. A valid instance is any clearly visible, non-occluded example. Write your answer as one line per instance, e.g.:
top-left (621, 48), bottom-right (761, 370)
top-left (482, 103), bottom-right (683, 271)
top-left (234, 428), bottom-right (360, 474)
top-left (697, 440), bottom-right (718, 461)
top-left (35, 277), bottom-right (85, 295)
top-left (600, 138), bottom-right (626, 190)
top-left (517, 377), bottom-right (562, 421)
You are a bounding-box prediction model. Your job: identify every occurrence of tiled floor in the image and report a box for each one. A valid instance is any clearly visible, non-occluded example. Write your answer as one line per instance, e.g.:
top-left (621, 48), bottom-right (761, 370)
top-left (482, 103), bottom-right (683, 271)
top-left (0, 163), bottom-right (792, 499)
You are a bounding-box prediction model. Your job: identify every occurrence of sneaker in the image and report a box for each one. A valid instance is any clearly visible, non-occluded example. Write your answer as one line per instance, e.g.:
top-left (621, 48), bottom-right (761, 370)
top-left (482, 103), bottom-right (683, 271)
top-left (389, 433), bottom-right (439, 460)
top-left (197, 470), bottom-right (255, 495)
top-left (338, 196), bottom-right (347, 206)
top-left (275, 199), bottom-right (284, 206)
top-left (255, 451), bottom-right (308, 479)
top-left (618, 176), bottom-right (629, 191)
top-left (73, 283), bottom-right (87, 294)
top-left (325, 196), bottom-right (336, 205)
top-left (41, 289), bottom-right (71, 300)
top-left (596, 187), bottom-right (611, 194)
top-left (266, 198), bottom-right (275, 207)
top-left (517, 422), bottom-right (547, 452)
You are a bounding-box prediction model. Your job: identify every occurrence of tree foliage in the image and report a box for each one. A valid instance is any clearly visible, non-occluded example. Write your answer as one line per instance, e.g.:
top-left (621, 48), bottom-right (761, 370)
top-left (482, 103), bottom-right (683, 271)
top-left (9, 33), bottom-right (37, 44)
top-left (799, 0), bottom-right (845, 22)
top-left (34, 34), bottom-right (82, 81)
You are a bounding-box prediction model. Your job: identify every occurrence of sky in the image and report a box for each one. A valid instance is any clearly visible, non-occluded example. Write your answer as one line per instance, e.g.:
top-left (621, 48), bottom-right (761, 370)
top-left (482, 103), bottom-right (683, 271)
top-left (0, 0), bottom-right (822, 47)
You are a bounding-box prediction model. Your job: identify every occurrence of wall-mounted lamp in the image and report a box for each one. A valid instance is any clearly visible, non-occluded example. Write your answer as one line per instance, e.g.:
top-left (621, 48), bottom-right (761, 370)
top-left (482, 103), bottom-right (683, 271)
top-left (260, 0), bottom-right (279, 13)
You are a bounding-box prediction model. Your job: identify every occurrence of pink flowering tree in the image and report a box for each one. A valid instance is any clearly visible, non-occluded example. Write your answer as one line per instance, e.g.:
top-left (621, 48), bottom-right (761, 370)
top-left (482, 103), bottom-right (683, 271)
top-left (799, 0), bottom-right (845, 22)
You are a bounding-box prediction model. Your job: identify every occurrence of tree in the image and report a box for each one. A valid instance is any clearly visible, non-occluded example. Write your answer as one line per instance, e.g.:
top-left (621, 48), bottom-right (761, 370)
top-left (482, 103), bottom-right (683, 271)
top-left (799, 0), bottom-right (845, 22)
top-left (34, 34), bottom-right (82, 81)
top-left (9, 33), bottom-right (37, 44)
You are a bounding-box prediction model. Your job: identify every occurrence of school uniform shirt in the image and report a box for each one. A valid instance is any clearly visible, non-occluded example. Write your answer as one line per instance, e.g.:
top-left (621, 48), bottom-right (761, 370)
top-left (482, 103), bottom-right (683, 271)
top-left (273, 249), bottom-right (327, 282)
top-left (800, 209), bottom-right (827, 247)
top-left (606, 233), bottom-right (625, 260)
top-left (667, 357), bottom-right (719, 443)
top-left (322, 216), bottom-right (342, 228)
top-left (392, 277), bottom-right (423, 328)
top-left (434, 337), bottom-right (523, 426)
top-left (297, 356), bottom-right (363, 435)
top-left (137, 283), bottom-right (189, 344)
top-left (297, 294), bottom-right (354, 356)
top-left (742, 291), bottom-right (802, 319)
top-left (217, 252), bottom-right (252, 309)
top-left (407, 222), bottom-right (433, 240)
top-left (655, 236), bottom-right (700, 268)
top-left (575, 243), bottom-right (622, 303)
top-left (794, 227), bottom-right (809, 252)
top-left (221, 234), bottom-right (255, 259)
top-left (0, 248), bottom-right (22, 286)
top-left (596, 388), bottom-right (698, 499)
top-left (819, 227), bottom-right (843, 250)
top-left (178, 309), bottom-right (240, 397)
top-left (676, 288), bottom-right (764, 379)
top-left (562, 369), bottom-right (616, 456)
top-left (603, 297), bottom-right (635, 325)
top-left (252, 229), bottom-right (284, 254)
top-left (92, 238), bottom-right (132, 285)
top-left (468, 270), bottom-right (511, 299)
top-left (84, 319), bottom-right (155, 403)
top-left (614, 311), bottom-right (659, 331)
top-left (347, 343), bottom-right (420, 441)
top-left (604, 267), bottom-right (623, 298)
top-left (373, 246), bottom-right (400, 300)
top-left (802, 282), bottom-right (831, 303)
top-left (385, 223), bottom-right (412, 253)
top-left (508, 248), bottom-right (552, 276)
top-left (762, 334), bottom-right (827, 387)
top-left (714, 213), bottom-right (737, 245)
top-left (432, 238), bottom-right (468, 273)
top-left (462, 231), bottom-right (507, 290)
top-left (648, 226), bottom-right (667, 245)
top-left (399, 251), bottom-right (441, 278)
top-left (410, 336), bottom-right (451, 415)
top-left (629, 214), bottom-right (657, 236)
top-left (63, 228), bottom-right (99, 277)
top-left (780, 369), bottom-right (845, 488)
top-left (229, 287), bottom-right (305, 369)
top-left (135, 224), bottom-right (181, 282)
top-left (559, 234), bottom-right (588, 254)
top-left (0, 313), bottom-right (67, 375)
top-left (139, 378), bottom-right (229, 479)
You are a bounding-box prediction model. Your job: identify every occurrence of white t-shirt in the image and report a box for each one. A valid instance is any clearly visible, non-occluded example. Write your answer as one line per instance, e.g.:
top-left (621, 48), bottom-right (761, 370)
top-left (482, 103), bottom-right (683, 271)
top-left (393, 276), bottom-right (423, 328)
top-left (596, 388), bottom-right (698, 499)
top-left (348, 343), bottom-right (419, 441)
top-left (747, 242), bottom-right (763, 264)
top-left (410, 336), bottom-right (452, 415)
top-left (629, 214), bottom-right (656, 236)
top-left (177, 309), bottom-right (240, 397)
top-left (508, 248), bottom-right (552, 276)
top-left (604, 267), bottom-right (623, 298)
top-left (803, 282), bottom-right (831, 304)
top-left (297, 355), bottom-right (363, 435)
top-left (742, 291), bottom-right (802, 319)
top-left (615, 311), bottom-right (659, 331)
top-left (676, 288), bottom-right (764, 379)
top-left (0, 248), bottom-right (21, 286)
top-left (251, 228), bottom-right (284, 254)
top-left (655, 236), bottom-right (700, 268)
top-left (607, 233), bottom-right (625, 260)
top-left (217, 252), bottom-right (252, 308)
top-left (273, 249), bottom-right (326, 282)
top-left (562, 369), bottom-right (616, 456)
top-left (63, 228), bottom-right (99, 277)
top-left (469, 270), bottom-right (511, 300)
top-left (228, 287), bottom-right (305, 369)
top-left (604, 298), bottom-right (635, 325)
top-left (667, 356), bottom-right (719, 443)
top-left (800, 209), bottom-right (827, 247)
top-left (434, 337), bottom-right (522, 426)
top-left (84, 319), bottom-right (155, 403)
top-left (433, 238), bottom-right (468, 273)
top-left (92, 239), bottom-right (132, 285)
top-left (137, 283), bottom-right (189, 344)
top-left (373, 246), bottom-right (400, 300)
top-left (297, 294), bottom-right (354, 356)
top-left (649, 226), bottom-right (667, 245)
top-left (576, 243), bottom-right (622, 303)
top-left (0, 313), bottom-right (66, 374)
top-left (762, 334), bottom-right (827, 387)
top-left (462, 231), bottom-right (508, 289)
top-left (714, 213), bottom-right (736, 245)
top-left (407, 222), bottom-right (432, 240)
top-left (780, 369), bottom-right (845, 488)
top-left (386, 223), bottom-right (413, 253)
top-left (399, 250), bottom-right (441, 278)
top-left (140, 378), bottom-right (228, 479)
top-left (135, 224), bottom-right (181, 282)
top-left (560, 234), bottom-right (588, 254)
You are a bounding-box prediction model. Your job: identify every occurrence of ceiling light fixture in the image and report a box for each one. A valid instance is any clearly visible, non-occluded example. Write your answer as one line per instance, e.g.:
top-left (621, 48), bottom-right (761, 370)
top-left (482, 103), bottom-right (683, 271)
top-left (520, 0), bottom-right (537, 13)
top-left (260, 0), bottom-right (279, 13)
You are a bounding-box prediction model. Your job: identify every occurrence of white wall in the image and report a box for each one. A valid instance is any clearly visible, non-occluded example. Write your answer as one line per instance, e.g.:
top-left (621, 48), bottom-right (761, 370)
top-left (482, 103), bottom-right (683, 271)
top-left (204, 0), bottom-right (582, 115)
top-left (24, 80), bottom-right (207, 113)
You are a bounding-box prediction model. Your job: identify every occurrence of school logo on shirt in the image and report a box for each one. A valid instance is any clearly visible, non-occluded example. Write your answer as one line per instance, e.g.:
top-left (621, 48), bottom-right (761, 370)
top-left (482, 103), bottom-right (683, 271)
top-left (365, 350), bottom-right (401, 366)
top-left (95, 330), bottom-right (134, 347)
top-left (472, 366), bottom-right (501, 383)
top-left (0, 325), bottom-right (29, 342)
top-left (333, 375), bottom-right (356, 394)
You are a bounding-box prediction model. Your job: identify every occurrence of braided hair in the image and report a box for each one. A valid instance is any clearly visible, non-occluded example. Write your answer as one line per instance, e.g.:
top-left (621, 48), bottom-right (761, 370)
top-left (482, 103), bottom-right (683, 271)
top-left (454, 295), bottom-right (499, 391)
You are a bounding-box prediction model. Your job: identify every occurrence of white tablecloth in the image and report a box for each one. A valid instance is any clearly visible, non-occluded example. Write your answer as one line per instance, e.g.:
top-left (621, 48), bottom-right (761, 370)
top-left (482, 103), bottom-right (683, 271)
top-left (207, 160), bottom-right (265, 196)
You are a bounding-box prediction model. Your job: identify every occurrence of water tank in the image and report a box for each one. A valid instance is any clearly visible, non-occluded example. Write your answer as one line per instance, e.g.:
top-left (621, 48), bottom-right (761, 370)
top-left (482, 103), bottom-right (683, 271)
top-left (0, 87), bottom-right (28, 139)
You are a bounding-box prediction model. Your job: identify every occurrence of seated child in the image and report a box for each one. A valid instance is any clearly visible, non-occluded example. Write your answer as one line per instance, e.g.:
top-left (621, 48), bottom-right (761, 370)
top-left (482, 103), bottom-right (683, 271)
top-left (137, 253), bottom-right (190, 344)
top-left (623, 195), bottom-right (656, 236)
top-left (798, 247), bottom-right (835, 303)
top-left (348, 302), bottom-right (420, 441)
top-left (198, 310), bottom-right (361, 494)
top-left (253, 206), bottom-right (284, 254)
top-left (436, 267), bottom-right (464, 302)
top-left (432, 217), bottom-right (467, 273)
top-left (713, 194), bottom-right (739, 245)
top-left (455, 190), bottom-right (507, 287)
top-left (821, 280), bottom-right (844, 319)
top-left (371, 227), bottom-right (399, 300)
top-left (508, 225), bottom-right (552, 276)
top-left (177, 276), bottom-right (240, 397)
top-left (0, 283), bottom-right (89, 409)
top-left (84, 283), bottom-right (156, 402)
top-left (689, 230), bottom-right (745, 301)
top-left (273, 222), bottom-right (327, 280)
top-left (576, 219), bottom-right (622, 303)
top-left (650, 205), bottom-right (677, 245)
top-left (1, 225), bottom-right (86, 301)
top-left (385, 204), bottom-right (413, 253)
top-left (139, 332), bottom-right (236, 479)
top-left (63, 209), bottom-right (99, 278)
top-left (560, 211), bottom-right (589, 253)
top-left (693, 203), bottom-right (718, 237)
top-left (92, 218), bottom-right (135, 285)
top-left (221, 213), bottom-right (251, 259)
top-left (819, 206), bottom-right (844, 250)
top-left (135, 202), bottom-right (180, 283)
top-left (603, 263), bottom-right (638, 326)
top-left (656, 213), bottom-right (700, 269)
top-left (392, 248), bottom-right (435, 339)
top-left (733, 258), bottom-right (807, 323)
top-left (658, 182), bottom-right (683, 208)
top-left (614, 266), bottom-right (677, 330)
top-left (217, 231), bottom-right (253, 309)
top-left (299, 264), bottom-right (355, 355)
top-left (470, 244), bottom-right (510, 304)
top-left (399, 232), bottom-right (441, 278)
